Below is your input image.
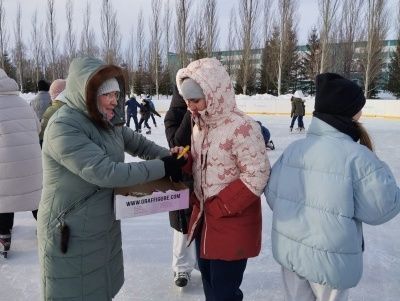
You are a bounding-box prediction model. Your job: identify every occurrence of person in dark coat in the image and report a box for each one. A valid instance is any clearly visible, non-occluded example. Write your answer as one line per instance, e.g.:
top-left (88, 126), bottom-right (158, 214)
top-left (290, 90), bottom-right (306, 132)
top-left (138, 98), bottom-right (161, 134)
top-left (125, 95), bottom-right (141, 131)
top-left (164, 85), bottom-right (197, 287)
top-left (146, 94), bottom-right (158, 127)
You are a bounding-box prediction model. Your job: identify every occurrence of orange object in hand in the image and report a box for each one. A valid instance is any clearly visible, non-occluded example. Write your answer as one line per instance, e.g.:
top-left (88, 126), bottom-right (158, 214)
top-left (177, 145), bottom-right (190, 159)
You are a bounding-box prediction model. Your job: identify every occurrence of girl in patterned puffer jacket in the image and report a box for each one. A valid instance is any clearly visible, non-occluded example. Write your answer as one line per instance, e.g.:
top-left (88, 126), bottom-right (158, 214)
top-left (176, 58), bottom-right (270, 301)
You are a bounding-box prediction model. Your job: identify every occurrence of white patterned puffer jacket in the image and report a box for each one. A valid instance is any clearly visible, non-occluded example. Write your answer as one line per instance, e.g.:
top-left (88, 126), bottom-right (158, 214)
top-left (176, 58), bottom-right (270, 203)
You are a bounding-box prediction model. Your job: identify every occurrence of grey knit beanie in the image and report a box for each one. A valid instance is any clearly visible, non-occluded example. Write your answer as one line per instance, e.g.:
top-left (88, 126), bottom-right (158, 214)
top-left (180, 78), bottom-right (205, 100)
top-left (97, 78), bottom-right (120, 96)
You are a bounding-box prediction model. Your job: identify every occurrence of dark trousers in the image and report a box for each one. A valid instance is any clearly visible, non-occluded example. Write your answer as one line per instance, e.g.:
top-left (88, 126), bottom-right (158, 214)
top-left (138, 117), bottom-right (151, 130)
top-left (0, 211), bottom-right (38, 235)
top-left (127, 113), bottom-right (139, 131)
top-left (290, 115), bottom-right (304, 128)
top-left (150, 113), bottom-right (157, 126)
top-left (195, 236), bottom-right (247, 301)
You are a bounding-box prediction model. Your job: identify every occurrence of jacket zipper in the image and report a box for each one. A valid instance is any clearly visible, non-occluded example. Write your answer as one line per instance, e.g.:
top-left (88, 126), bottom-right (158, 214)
top-left (56, 187), bottom-right (101, 227)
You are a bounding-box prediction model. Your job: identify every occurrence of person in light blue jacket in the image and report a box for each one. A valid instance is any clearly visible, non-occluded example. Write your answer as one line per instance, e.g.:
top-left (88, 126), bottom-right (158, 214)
top-left (264, 73), bottom-right (400, 301)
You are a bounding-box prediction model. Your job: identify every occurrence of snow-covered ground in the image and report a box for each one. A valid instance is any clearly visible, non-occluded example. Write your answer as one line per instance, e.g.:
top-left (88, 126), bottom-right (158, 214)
top-left (2, 115), bottom-right (400, 301)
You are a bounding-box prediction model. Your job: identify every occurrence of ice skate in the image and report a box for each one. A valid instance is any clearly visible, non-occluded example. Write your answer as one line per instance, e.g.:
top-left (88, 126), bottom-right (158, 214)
top-left (0, 234), bottom-right (11, 258)
top-left (296, 127), bottom-right (306, 133)
top-left (174, 271), bottom-right (190, 288)
top-left (266, 140), bottom-right (275, 150)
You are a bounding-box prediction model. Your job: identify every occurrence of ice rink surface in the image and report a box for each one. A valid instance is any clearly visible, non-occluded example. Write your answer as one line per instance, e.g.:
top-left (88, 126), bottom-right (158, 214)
top-left (2, 115), bottom-right (399, 301)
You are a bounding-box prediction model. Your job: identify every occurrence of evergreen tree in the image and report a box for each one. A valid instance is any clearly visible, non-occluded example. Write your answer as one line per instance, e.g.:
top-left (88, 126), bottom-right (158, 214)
top-left (235, 60), bottom-right (257, 95)
top-left (2, 52), bottom-right (16, 81)
top-left (281, 19), bottom-right (299, 94)
top-left (258, 26), bottom-right (280, 95)
top-left (300, 27), bottom-right (321, 95)
top-left (133, 70), bottom-right (145, 96)
top-left (193, 26), bottom-right (207, 60)
top-left (387, 41), bottom-right (400, 98)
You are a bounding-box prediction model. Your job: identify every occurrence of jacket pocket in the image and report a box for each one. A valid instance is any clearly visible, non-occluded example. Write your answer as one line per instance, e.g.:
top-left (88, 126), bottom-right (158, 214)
top-left (52, 187), bottom-right (101, 254)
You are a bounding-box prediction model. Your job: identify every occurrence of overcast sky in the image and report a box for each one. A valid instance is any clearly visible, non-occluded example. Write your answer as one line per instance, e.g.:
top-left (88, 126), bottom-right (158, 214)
top-left (2, 0), bottom-right (398, 52)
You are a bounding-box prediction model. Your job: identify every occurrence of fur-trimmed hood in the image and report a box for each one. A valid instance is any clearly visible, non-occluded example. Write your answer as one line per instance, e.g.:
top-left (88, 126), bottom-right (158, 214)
top-left (176, 58), bottom-right (238, 124)
top-left (63, 57), bottom-right (126, 128)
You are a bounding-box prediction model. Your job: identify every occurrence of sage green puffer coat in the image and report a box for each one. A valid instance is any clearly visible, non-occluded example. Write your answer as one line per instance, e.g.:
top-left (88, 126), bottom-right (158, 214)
top-left (37, 57), bottom-right (170, 301)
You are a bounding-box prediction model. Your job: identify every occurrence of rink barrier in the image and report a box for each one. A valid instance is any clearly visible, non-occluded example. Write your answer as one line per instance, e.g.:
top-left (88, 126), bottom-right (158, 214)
top-left (151, 97), bottom-right (400, 119)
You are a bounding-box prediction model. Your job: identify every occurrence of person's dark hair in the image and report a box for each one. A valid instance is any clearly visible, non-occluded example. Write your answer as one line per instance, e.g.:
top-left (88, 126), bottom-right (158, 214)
top-left (38, 79), bottom-right (50, 91)
top-left (354, 121), bottom-right (374, 151)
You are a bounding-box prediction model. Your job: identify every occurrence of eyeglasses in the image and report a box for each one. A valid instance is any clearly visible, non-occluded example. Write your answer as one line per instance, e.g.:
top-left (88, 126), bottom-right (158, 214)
top-left (102, 91), bottom-right (120, 99)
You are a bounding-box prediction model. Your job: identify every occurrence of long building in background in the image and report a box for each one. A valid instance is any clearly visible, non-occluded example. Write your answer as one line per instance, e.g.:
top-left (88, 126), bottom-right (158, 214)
top-left (168, 40), bottom-right (398, 94)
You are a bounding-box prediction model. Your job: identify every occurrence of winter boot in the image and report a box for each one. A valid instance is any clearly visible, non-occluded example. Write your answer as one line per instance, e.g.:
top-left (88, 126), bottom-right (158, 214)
top-left (174, 272), bottom-right (191, 288)
top-left (0, 234), bottom-right (11, 258)
top-left (266, 140), bottom-right (275, 150)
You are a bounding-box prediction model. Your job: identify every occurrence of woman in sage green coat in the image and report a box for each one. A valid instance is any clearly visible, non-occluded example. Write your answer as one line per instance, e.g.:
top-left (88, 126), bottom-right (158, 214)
top-left (37, 57), bottom-right (177, 300)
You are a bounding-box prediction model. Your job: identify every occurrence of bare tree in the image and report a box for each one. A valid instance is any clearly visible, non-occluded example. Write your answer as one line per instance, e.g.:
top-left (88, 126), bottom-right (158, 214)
top-left (163, 0), bottom-right (172, 57)
top-left (192, 5), bottom-right (207, 60)
top-left (163, 0), bottom-right (173, 85)
top-left (362, 0), bottom-right (388, 98)
top-left (0, 0), bottom-right (8, 69)
top-left (124, 26), bottom-right (136, 94)
top-left (277, 0), bottom-right (296, 95)
top-left (14, 3), bottom-right (24, 90)
top-left (133, 9), bottom-right (145, 95)
top-left (262, 0), bottom-right (274, 44)
top-left (318, 0), bottom-right (340, 73)
top-left (175, 0), bottom-right (192, 68)
top-left (31, 9), bottom-right (42, 85)
top-left (64, 0), bottom-right (76, 62)
top-left (80, 1), bottom-right (97, 57)
top-left (46, 0), bottom-right (58, 81)
top-left (225, 6), bottom-right (237, 76)
top-left (335, 0), bottom-right (363, 77)
top-left (136, 9), bottom-right (145, 71)
top-left (203, 0), bottom-right (218, 56)
top-left (100, 0), bottom-right (121, 64)
top-left (238, 0), bottom-right (260, 95)
top-left (149, 0), bottom-right (162, 97)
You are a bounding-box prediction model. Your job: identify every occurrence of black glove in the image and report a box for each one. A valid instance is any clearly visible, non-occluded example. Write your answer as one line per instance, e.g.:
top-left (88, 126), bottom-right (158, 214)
top-left (161, 155), bottom-right (186, 182)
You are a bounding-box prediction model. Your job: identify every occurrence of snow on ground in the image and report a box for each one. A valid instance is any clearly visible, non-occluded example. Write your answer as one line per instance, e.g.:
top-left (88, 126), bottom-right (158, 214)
top-left (1, 115), bottom-right (400, 301)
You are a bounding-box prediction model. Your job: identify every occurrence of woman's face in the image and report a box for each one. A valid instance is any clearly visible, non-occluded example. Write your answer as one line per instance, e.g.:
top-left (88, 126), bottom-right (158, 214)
top-left (353, 110), bottom-right (362, 121)
top-left (98, 91), bottom-right (119, 121)
top-left (186, 98), bottom-right (207, 115)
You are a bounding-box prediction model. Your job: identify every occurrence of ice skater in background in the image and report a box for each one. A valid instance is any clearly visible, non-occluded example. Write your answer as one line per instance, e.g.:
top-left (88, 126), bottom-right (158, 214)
top-left (146, 94), bottom-right (158, 127)
top-left (257, 121), bottom-right (275, 150)
top-left (265, 73), bottom-right (400, 301)
top-left (138, 97), bottom-right (161, 134)
top-left (290, 90), bottom-right (305, 132)
top-left (125, 95), bottom-right (141, 131)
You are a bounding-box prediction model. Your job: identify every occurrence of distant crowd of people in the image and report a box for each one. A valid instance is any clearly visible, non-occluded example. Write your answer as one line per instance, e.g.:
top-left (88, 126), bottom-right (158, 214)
top-left (0, 55), bottom-right (399, 301)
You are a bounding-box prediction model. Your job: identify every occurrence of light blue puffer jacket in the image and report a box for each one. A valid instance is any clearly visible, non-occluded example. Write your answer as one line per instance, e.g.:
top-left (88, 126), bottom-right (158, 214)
top-left (264, 117), bottom-right (400, 289)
